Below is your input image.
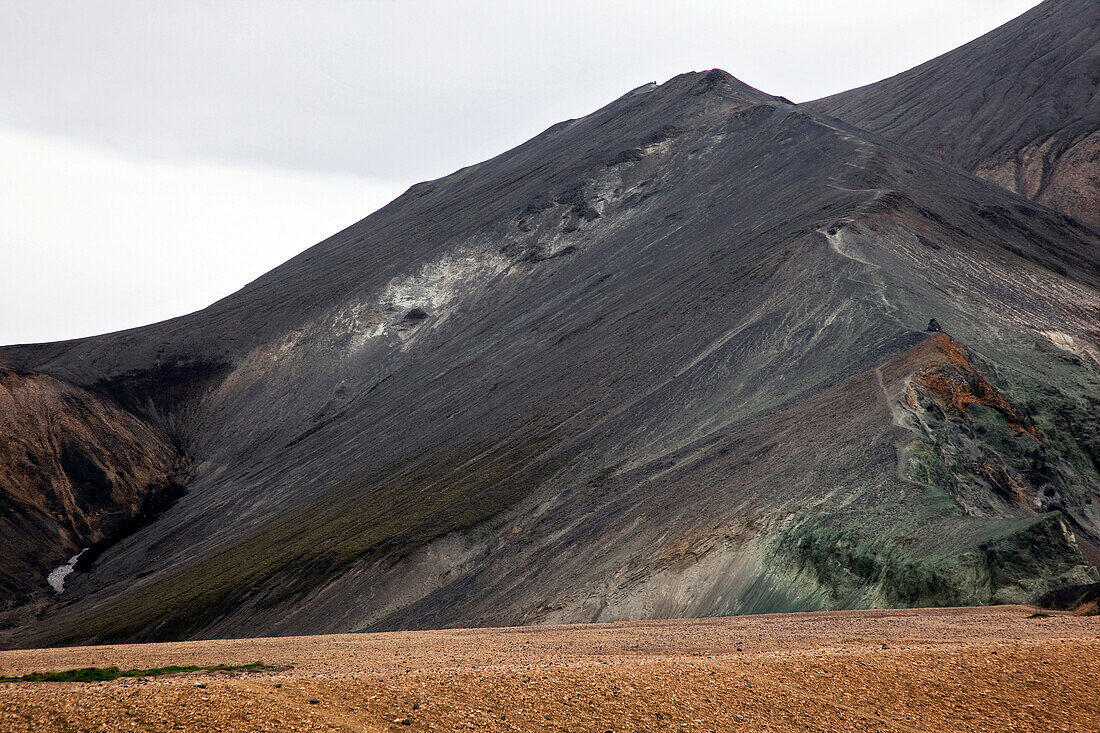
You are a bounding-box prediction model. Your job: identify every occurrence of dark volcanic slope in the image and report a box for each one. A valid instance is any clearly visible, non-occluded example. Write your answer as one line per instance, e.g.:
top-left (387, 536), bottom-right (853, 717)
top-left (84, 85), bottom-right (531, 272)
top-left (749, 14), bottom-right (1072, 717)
top-left (809, 0), bottom-right (1100, 226)
top-left (2, 70), bottom-right (1099, 646)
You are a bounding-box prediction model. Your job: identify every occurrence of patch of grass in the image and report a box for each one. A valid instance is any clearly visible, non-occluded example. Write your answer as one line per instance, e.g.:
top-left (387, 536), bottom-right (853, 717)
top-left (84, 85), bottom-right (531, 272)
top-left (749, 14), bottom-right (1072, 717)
top-left (0, 661), bottom-right (275, 683)
top-left (1027, 611), bottom-right (1052, 619)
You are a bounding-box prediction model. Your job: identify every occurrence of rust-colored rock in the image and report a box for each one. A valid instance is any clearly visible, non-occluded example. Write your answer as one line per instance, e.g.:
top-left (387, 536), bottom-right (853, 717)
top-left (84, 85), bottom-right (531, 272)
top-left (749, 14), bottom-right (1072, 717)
top-left (0, 367), bottom-right (180, 607)
top-left (907, 333), bottom-right (1039, 440)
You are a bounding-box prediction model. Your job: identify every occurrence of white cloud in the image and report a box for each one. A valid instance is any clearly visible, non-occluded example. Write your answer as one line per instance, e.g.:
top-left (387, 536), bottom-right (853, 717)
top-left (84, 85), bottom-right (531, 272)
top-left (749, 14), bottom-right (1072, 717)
top-left (0, 125), bottom-right (402, 345)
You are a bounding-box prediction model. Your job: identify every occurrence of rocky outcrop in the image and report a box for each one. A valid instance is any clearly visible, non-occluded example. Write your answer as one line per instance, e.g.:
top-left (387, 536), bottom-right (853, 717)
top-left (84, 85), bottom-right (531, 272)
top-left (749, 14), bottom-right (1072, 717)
top-left (0, 367), bottom-right (183, 609)
top-left (1036, 581), bottom-right (1100, 615)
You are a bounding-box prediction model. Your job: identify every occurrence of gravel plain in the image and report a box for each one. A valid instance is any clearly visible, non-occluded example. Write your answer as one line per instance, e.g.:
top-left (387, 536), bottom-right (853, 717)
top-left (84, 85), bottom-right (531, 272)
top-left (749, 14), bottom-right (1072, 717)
top-left (1, 605), bottom-right (1097, 732)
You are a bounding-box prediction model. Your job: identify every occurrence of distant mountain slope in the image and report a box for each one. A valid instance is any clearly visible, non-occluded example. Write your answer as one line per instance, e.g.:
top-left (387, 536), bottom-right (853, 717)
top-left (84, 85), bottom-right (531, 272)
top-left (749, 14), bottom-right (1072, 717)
top-left (809, 0), bottom-right (1099, 226)
top-left (1, 68), bottom-right (1098, 647)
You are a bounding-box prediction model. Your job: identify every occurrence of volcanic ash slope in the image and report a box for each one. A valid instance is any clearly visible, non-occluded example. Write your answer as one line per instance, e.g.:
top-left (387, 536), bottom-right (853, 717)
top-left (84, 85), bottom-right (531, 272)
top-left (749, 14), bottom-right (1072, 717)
top-left (810, 0), bottom-right (1100, 226)
top-left (1, 69), bottom-right (1099, 646)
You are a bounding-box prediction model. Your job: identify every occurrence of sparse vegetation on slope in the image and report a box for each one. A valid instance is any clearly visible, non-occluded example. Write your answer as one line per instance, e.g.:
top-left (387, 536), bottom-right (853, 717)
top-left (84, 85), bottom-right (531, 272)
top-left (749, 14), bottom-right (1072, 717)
top-left (0, 662), bottom-right (276, 683)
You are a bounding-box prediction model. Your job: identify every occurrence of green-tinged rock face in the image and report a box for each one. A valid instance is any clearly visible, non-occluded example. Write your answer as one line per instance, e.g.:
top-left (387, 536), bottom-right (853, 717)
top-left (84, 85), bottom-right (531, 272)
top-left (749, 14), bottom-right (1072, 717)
top-left (981, 514), bottom-right (1099, 604)
top-left (768, 510), bottom-right (1097, 612)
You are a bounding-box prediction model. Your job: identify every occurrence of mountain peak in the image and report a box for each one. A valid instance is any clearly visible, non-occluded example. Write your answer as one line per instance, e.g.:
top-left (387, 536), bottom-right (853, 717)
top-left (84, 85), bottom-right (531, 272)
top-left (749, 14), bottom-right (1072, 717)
top-left (660, 68), bottom-right (774, 102)
top-left (568, 68), bottom-right (778, 139)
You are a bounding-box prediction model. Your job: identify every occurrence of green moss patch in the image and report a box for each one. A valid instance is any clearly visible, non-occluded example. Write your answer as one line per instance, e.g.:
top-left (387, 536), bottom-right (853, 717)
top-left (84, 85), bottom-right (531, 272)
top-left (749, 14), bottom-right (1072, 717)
top-left (0, 661), bottom-right (276, 683)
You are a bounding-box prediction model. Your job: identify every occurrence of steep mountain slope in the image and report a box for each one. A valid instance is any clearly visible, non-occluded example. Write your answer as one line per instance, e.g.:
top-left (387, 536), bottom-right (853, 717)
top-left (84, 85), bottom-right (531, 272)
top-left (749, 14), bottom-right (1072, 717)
top-left (1, 69), bottom-right (1098, 647)
top-left (809, 0), bottom-right (1100, 226)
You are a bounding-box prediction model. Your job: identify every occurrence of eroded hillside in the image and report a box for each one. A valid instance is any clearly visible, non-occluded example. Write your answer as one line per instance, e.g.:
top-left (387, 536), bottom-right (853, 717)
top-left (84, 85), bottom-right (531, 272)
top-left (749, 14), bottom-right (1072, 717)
top-left (0, 367), bottom-right (183, 610)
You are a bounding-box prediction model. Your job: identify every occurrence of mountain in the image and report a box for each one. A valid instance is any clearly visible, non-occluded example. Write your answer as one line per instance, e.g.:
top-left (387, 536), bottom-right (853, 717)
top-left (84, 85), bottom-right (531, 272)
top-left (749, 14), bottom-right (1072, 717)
top-left (2, 61), bottom-right (1099, 644)
top-left (809, 0), bottom-right (1100, 227)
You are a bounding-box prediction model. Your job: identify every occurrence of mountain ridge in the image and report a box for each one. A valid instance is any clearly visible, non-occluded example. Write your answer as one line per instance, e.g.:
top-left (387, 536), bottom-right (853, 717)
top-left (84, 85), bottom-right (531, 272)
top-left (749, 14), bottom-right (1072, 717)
top-left (809, 0), bottom-right (1100, 225)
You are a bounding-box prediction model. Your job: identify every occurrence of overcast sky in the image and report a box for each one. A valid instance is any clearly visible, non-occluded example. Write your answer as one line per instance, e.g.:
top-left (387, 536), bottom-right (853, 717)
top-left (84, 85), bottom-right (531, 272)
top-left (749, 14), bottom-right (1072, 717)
top-left (1, 0), bottom-right (1041, 346)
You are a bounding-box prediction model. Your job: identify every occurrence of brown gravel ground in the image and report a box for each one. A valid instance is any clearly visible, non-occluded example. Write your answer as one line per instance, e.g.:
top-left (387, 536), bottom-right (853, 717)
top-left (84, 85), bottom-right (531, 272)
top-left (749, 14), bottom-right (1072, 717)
top-left (1, 605), bottom-right (1097, 732)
